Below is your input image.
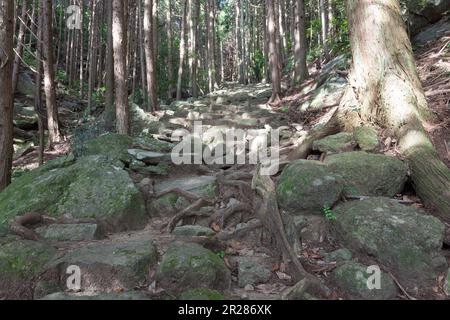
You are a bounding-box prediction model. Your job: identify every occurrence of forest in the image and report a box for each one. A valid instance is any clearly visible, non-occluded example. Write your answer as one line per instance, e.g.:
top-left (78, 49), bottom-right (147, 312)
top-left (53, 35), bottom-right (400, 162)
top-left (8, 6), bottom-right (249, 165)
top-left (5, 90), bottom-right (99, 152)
top-left (0, 0), bottom-right (449, 302)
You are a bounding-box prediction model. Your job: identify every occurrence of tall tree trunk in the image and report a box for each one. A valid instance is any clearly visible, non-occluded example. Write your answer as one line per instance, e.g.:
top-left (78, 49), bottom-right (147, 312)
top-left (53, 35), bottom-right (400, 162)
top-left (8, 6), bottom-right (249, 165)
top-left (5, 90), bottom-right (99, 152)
top-left (346, 0), bottom-right (450, 217)
top-left (235, 0), bottom-right (244, 83)
top-left (144, 0), bottom-right (158, 111)
top-left (105, 0), bottom-right (115, 128)
top-left (176, 0), bottom-right (187, 100)
top-left (267, 0), bottom-right (281, 104)
top-left (35, 12), bottom-right (44, 166)
top-left (12, 0), bottom-right (28, 93)
top-left (292, 0), bottom-right (308, 85)
top-left (206, 0), bottom-right (215, 92)
top-left (187, 0), bottom-right (198, 97)
top-left (319, 0), bottom-right (329, 60)
top-left (42, 0), bottom-right (61, 147)
top-left (166, 0), bottom-right (174, 99)
top-left (88, 1), bottom-right (99, 112)
top-left (138, 0), bottom-right (147, 105)
top-left (79, 0), bottom-right (85, 99)
top-left (112, 0), bottom-right (130, 134)
top-left (0, 0), bottom-right (14, 191)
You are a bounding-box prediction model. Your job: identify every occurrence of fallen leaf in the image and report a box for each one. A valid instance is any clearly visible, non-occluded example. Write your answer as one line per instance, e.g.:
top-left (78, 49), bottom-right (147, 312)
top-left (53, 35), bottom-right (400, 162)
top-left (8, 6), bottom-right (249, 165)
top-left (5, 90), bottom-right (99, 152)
top-left (211, 222), bottom-right (221, 232)
top-left (276, 272), bottom-right (292, 281)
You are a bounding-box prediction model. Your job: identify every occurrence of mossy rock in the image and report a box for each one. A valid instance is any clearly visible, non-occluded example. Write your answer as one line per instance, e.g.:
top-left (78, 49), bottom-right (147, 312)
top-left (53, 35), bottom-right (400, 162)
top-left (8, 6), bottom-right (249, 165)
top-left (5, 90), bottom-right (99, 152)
top-left (131, 103), bottom-right (164, 135)
top-left (324, 248), bottom-right (353, 263)
top-left (35, 224), bottom-right (103, 241)
top-left (133, 134), bottom-right (175, 153)
top-left (76, 132), bottom-right (133, 162)
top-left (277, 160), bottom-right (343, 215)
top-left (325, 152), bottom-right (408, 197)
top-left (44, 240), bottom-right (158, 293)
top-left (150, 176), bottom-right (218, 217)
top-left (40, 291), bottom-right (152, 300)
top-left (0, 156), bottom-right (147, 233)
top-left (179, 288), bottom-right (225, 300)
top-left (238, 257), bottom-right (272, 288)
top-left (156, 243), bottom-right (231, 294)
top-left (0, 239), bottom-right (57, 299)
top-left (13, 103), bottom-right (38, 130)
top-left (332, 261), bottom-right (397, 300)
top-left (354, 127), bottom-right (379, 152)
top-left (312, 132), bottom-right (356, 153)
top-left (334, 198), bottom-right (447, 290)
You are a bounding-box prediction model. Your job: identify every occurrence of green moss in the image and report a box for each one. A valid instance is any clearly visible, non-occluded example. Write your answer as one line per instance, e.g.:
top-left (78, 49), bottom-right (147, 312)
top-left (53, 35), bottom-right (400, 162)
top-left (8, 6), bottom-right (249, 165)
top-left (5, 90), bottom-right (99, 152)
top-left (0, 240), bottom-right (57, 279)
top-left (156, 243), bottom-right (231, 293)
top-left (180, 288), bottom-right (225, 300)
top-left (80, 133), bottom-right (132, 161)
top-left (0, 156), bottom-right (147, 232)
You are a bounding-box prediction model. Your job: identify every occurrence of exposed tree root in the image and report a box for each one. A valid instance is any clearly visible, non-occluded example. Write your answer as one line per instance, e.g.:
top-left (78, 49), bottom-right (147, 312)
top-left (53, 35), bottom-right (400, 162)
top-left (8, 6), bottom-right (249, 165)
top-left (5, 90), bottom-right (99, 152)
top-left (9, 212), bottom-right (97, 241)
top-left (164, 198), bottom-right (212, 233)
top-left (154, 187), bottom-right (203, 202)
top-left (251, 165), bottom-right (326, 293)
top-left (214, 219), bottom-right (263, 241)
top-left (209, 201), bottom-right (253, 228)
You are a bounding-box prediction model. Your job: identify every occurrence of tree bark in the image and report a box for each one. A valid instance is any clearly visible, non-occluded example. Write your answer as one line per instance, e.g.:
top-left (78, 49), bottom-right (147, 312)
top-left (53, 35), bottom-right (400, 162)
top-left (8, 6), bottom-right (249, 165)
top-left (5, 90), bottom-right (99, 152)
top-left (166, 0), bottom-right (174, 99)
top-left (35, 12), bottom-right (45, 166)
top-left (105, 0), bottom-right (115, 128)
top-left (0, 0), bottom-right (14, 191)
top-left (144, 0), bottom-right (158, 111)
top-left (346, 0), bottom-right (450, 217)
top-left (112, 0), bottom-right (130, 134)
top-left (267, 0), bottom-right (281, 104)
top-left (176, 0), bottom-right (187, 100)
top-left (292, 0), bottom-right (308, 85)
top-left (42, 0), bottom-right (61, 147)
top-left (319, 0), bottom-right (329, 60)
top-left (12, 0), bottom-right (28, 93)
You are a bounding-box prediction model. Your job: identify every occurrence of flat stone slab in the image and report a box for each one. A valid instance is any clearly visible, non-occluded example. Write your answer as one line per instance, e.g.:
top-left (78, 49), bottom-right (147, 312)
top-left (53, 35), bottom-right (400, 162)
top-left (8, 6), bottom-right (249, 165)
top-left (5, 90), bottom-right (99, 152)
top-left (127, 149), bottom-right (170, 164)
top-left (45, 240), bottom-right (158, 292)
top-left (36, 224), bottom-right (103, 241)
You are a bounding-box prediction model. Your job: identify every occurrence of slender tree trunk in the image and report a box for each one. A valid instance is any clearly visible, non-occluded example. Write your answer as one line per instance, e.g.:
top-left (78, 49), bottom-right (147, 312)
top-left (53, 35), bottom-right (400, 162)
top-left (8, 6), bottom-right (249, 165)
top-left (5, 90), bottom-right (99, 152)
top-left (78, 0), bottom-right (84, 98)
top-left (112, 0), bottom-right (130, 134)
top-left (166, 0), bottom-right (174, 99)
top-left (0, 0), bottom-right (14, 191)
top-left (267, 0), bottom-right (281, 104)
top-left (292, 0), bottom-right (308, 85)
top-left (12, 0), bottom-right (28, 93)
top-left (87, 0), bottom-right (98, 112)
top-left (35, 13), bottom-right (44, 166)
top-left (144, 0), bottom-right (158, 111)
top-left (235, 0), bottom-right (244, 83)
top-left (138, 0), bottom-right (147, 104)
top-left (346, 0), bottom-right (450, 217)
top-left (42, 0), bottom-right (61, 147)
top-left (319, 0), bottom-right (329, 60)
top-left (176, 0), bottom-right (187, 100)
top-left (105, 0), bottom-right (115, 128)
top-left (205, 0), bottom-right (215, 93)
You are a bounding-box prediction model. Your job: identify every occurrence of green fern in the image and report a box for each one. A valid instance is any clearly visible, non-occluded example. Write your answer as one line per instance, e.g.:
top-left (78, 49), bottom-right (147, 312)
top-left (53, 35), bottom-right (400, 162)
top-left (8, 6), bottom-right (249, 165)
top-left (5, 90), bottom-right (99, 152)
top-left (323, 205), bottom-right (337, 221)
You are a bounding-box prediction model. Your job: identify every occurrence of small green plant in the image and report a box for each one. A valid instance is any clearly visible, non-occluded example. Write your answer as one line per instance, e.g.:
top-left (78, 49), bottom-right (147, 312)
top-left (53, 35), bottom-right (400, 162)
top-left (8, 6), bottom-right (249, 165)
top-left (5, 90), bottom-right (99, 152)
top-left (216, 250), bottom-right (225, 260)
top-left (323, 205), bottom-right (337, 221)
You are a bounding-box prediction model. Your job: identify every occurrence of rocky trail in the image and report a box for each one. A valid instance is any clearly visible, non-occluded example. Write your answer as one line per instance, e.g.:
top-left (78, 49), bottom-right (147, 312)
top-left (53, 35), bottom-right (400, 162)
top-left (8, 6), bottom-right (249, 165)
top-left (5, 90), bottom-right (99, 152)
top-left (1, 18), bottom-right (450, 300)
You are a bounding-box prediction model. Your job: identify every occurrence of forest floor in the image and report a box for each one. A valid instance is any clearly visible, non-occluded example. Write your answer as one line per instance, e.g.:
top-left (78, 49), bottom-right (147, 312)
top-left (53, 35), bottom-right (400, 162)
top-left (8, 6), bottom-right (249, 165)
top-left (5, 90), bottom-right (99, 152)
top-left (4, 17), bottom-right (449, 301)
